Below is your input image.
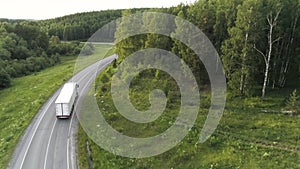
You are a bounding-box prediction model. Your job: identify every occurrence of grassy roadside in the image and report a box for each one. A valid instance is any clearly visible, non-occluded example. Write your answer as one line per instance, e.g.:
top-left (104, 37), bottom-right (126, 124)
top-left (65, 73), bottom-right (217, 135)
top-left (0, 43), bottom-right (114, 168)
top-left (78, 64), bottom-right (300, 168)
top-left (0, 56), bottom-right (76, 168)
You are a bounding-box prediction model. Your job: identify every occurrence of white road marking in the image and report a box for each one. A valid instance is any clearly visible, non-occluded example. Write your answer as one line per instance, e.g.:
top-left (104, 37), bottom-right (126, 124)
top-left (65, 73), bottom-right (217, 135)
top-left (43, 119), bottom-right (57, 169)
top-left (19, 94), bottom-right (58, 169)
top-left (19, 56), bottom-right (116, 169)
top-left (65, 58), bottom-right (116, 169)
top-left (42, 63), bottom-right (96, 169)
top-left (66, 63), bottom-right (101, 169)
top-left (21, 64), bottom-right (93, 169)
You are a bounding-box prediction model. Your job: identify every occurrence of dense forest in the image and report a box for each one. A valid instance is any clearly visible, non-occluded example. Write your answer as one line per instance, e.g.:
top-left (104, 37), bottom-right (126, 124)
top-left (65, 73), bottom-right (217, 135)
top-left (39, 9), bottom-right (150, 41)
top-left (79, 1), bottom-right (300, 168)
top-left (0, 0), bottom-right (299, 168)
top-left (39, 10), bottom-right (122, 41)
top-left (0, 9), bottom-right (151, 90)
top-left (0, 21), bottom-right (86, 89)
top-left (0, 0), bottom-right (299, 95)
top-left (114, 0), bottom-right (300, 98)
top-left (0, 0), bottom-right (299, 100)
top-left (0, 9), bottom-right (129, 89)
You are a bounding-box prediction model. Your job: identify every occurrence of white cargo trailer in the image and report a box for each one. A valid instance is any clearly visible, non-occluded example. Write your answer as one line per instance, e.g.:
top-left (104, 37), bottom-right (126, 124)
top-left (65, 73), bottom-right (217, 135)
top-left (55, 82), bottom-right (79, 119)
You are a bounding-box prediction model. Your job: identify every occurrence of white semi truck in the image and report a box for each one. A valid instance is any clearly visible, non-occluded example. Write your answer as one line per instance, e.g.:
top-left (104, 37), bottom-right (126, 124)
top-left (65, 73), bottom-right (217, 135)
top-left (55, 82), bottom-right (79, 119)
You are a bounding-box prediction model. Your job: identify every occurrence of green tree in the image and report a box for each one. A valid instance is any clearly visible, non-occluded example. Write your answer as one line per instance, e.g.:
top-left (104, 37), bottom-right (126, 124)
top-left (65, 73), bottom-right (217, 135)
top-left (0, 68), bottom-right (11, 89)
top-left (0, 21), bottom-right (65, 89)
top-left (254, 7), bottom-right (282, 99)
top-left (285, 89), bottom-right (300, 113)
top-left (188, 0), bottom-right (216, 42)
top-left (40, 10), bottom-right (123, 41)
top-left (213, 0), bottom-right (242, 52)
top-left (63, 25), bottom-right (72, 41)
top-left (264, 0), bottom-right (300, 89)
top-left (0, 47), bottom-right (11, 60)
top-left (171, 9), bottom-right (209, 86)
top-left (14, 22), bottom-right (49, 50)
top-left (81, 43), bottom-right (95, 56)
top-left (143, 10), bottom-right (174, 51)
top-left (114, 10), bottom-right (145, 60)
top-left (222, 0), bottom-right (264, 96)
top-left (49, 36), bottom-right (61, 46)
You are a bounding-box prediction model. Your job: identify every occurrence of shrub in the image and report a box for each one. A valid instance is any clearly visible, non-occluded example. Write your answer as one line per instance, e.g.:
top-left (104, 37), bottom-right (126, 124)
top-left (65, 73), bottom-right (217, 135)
top-left (285, 89), bottom-right (300, 114)
top-left (0, 69), bottom-right (11, 89)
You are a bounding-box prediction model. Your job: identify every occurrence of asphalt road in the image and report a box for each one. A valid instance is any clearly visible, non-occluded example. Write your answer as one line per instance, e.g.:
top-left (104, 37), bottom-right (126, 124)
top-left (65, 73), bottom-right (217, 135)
top-left (8, 54), bottom-right (117, 169)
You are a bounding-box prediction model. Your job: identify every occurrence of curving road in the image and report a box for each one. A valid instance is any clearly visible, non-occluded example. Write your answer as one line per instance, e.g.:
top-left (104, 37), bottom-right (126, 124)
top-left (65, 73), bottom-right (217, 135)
top-left (8, 54), bottom-right (117, 169)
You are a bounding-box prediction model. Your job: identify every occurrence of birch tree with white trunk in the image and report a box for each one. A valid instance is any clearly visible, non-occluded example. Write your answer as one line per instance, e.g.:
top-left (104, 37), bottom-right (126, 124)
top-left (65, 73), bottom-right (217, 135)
top-left (254, 9), bottom-right (281, 99)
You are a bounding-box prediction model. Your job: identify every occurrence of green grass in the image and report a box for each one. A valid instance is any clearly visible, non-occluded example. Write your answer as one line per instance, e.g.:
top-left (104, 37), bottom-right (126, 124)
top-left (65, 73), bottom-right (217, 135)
top-left (78, 65), bottom-right (300, 169)
top-left (74, 44), bottom-right (115, 74)
top-left (0, 43), bottom-right (114, 169)
top-left (0, 56), bottom-right (76, 168)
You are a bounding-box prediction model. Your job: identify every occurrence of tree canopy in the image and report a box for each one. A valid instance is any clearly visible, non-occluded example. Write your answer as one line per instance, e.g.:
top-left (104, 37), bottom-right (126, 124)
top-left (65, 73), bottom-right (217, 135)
top-left (0, 21), bottom-right (83, 89)
top-left (114, 0), bottom-right (300, 97)
top-left (1, 1), bottom-right (299, 96)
